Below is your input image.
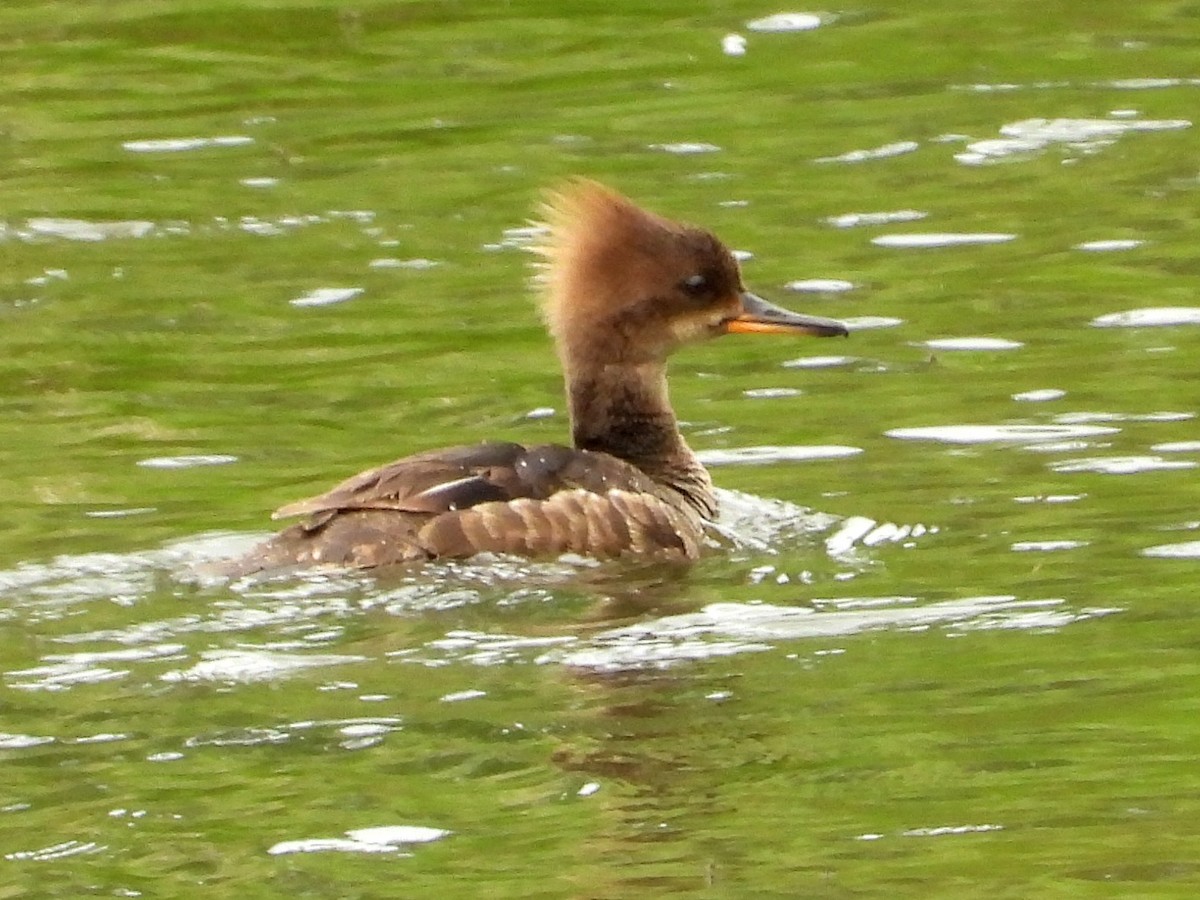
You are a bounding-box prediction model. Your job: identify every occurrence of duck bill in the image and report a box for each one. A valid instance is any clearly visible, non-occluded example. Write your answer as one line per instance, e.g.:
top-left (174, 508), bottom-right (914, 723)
top-left (724, 292), bottom-right (849, 337)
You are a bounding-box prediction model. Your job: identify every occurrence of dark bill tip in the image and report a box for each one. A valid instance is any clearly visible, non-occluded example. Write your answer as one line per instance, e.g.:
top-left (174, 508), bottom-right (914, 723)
top-left (723, 291), bottom-right (849, 337)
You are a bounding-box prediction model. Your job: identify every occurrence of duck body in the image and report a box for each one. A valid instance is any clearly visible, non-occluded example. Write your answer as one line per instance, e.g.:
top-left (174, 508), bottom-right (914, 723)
top-left (238, 439), bottom-right (711, 570)
top-left (230, 180), bottom-right (846, 575)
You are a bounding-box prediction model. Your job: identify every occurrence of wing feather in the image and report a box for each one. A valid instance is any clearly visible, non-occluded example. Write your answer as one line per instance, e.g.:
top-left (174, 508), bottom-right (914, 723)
top-left (233, 441), bottom-right (706, 573)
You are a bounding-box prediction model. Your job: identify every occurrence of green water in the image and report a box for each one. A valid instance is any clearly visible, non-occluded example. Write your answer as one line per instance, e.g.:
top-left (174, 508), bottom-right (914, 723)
top-left (4, 1), bottom-right (1200, 896)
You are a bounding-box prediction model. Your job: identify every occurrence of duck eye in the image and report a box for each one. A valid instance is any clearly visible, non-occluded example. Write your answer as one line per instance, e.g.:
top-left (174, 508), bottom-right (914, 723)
top-left (680, 273), bottom-right (710, 298)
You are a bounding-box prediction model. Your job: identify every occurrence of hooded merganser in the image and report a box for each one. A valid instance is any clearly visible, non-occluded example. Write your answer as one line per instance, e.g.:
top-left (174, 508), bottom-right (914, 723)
top-left (231, 180), bottom-right (847, 571)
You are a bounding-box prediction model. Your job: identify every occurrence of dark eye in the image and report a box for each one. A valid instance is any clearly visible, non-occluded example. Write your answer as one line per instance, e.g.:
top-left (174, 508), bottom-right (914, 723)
top-left (680, 273), bottom-right (710, 298)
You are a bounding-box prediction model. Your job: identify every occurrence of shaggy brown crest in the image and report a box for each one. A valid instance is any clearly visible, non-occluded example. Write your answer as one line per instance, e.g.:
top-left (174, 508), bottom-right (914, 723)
top-left (226, 180), bottom-right (847, 574)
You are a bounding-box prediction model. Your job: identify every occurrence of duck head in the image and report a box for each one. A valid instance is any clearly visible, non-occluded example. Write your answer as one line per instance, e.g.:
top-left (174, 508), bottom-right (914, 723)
top-left (532, 179), bottom-right (847, 371)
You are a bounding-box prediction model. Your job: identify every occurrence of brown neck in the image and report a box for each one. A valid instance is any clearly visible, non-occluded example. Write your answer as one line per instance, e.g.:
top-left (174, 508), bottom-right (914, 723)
top-left (565, 361), bottom-right (716, 519)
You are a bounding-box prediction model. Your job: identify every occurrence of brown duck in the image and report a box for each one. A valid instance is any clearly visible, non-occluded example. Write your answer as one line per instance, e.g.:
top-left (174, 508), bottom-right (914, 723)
top-left (231, 180), bottom-right (847, 573)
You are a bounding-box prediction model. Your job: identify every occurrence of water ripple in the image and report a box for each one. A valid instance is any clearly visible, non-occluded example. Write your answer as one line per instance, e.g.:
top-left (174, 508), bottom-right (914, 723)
top-left (924, 337), bottom-right (1023, 351)
top-left (21, 218), bottom-right (155, 241)
top-left (1152, 441), bottom-right (1200, 453)
top-left (269, 825), bottom-right (450, 857)
top-left (1049, 456), bottom-right (1197, 475)
top-left (746, 13), bottom-right (824, 32)
top-left (5, 840), bottom-right (107, 861)
top-left (123, 135), bottom-right (254, 153)
top-left (872, 233), bottom-right (1017, 248)
top-left (697, 445), bottom-right (862, 466)
top-left (825, 517), bottom-right (934, 557)
top-left (160, 649), bottom-right (366, 684)
top-left (1091, 307), bottom-right (1200, 328)
top-left (1075, 239), bottom-right (1145, 252)
top-left (886, 424), bottom-right (1119, 445)
top-left (290, 287), bottom-right (363, 308)
top-left (955, 117), bottom-right (1190, 165)
top-left (782, 355), bottom-right (858, 369)
top-left (1011, 540), bottom-right (1089, 552)
top-left (1013, 389), bottom-right (1066, 402)
top-left (816, 141), bottom-right (919, 164)
top-left (843, 315), bottom-right (904, 331)
top-left (1141, 541), bottom-right (1200, 559)
top-left (823, 210), bottom-right (927, 228)
top-left (137, 454), bottom-right (238, 469)
top-left (649, 142), bottom-right (721, 155)
top-left (540, 596), bottom-right (1118, 671)
top-left (784, 278), bottom-right (855, 293)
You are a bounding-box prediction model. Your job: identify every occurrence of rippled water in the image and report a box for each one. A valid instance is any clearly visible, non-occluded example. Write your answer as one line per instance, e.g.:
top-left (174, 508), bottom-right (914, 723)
top-left (4, 1), bottom-right (1200, 896)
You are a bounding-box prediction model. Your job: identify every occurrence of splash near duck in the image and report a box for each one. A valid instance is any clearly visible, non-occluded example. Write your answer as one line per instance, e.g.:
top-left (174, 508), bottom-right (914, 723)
top-left (231, 180), bottom-right (847, 572)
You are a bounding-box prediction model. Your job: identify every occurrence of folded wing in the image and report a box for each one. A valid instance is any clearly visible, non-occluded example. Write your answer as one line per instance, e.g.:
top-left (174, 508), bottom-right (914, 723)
top-left (231, 441), bottom-right (702, 572)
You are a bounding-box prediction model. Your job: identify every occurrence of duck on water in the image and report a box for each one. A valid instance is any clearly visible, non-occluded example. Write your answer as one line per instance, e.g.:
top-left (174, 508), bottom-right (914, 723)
top-left (230, 180), bottom-right (847, 573)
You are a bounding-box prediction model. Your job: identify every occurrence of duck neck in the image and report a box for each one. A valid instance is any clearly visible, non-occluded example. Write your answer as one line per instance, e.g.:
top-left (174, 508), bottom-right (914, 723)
top-left (565, 361), bottom-right (716, 519)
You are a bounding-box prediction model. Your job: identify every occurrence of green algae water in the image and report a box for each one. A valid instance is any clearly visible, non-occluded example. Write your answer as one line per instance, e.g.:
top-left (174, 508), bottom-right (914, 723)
top-left (3, 1), bottom-right (1200, 896)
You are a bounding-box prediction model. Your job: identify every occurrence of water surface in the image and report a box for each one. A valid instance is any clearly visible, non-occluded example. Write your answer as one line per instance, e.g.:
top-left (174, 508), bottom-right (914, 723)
top-left (3, 1), bottom-right (1200, 896)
